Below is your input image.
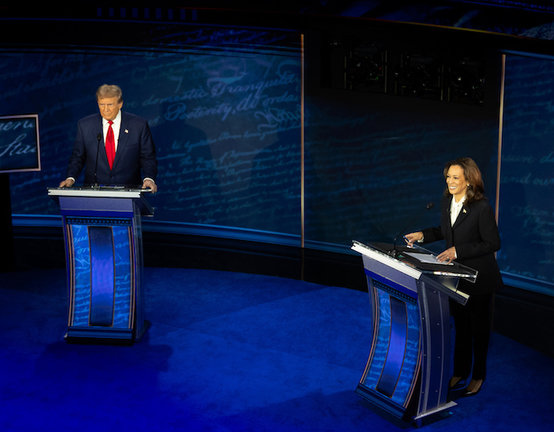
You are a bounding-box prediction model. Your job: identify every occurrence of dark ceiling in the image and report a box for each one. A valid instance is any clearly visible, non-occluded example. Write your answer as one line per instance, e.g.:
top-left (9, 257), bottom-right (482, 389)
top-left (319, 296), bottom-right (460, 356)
top-left (196, 0), bottom-right (554, 39)
top-left (2, 1), bottom-right (554, 40)
top-left (191, 0), bottom-right (554, 39)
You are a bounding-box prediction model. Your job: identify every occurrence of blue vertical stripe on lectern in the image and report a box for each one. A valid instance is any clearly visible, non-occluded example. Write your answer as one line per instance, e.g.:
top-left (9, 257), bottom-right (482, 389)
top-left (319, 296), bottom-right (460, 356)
top-left (377, 296), bottom-right (407, 397)
top-left (363, 286), bottom-right (390, 389)
top-left (112, 225), bottom-right (132, 328)
top-left (89, 226), bottom-right (115, 326)
top-left (390, 300), bottom-right (420, 405)
top-left (71, 224), bottom-right (91, 327)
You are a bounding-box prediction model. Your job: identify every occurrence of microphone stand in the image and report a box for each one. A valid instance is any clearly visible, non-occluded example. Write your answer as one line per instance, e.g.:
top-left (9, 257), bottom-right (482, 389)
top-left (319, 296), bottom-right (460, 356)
top-left (392, 202), bottom-right (435, 258)
top-left (93, 132), bottom-right (102, 188)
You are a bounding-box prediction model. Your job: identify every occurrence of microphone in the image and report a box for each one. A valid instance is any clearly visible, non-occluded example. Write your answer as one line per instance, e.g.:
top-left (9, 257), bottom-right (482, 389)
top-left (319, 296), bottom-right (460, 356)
top-left (94, 132), bottom-right (102, 188)
top-left (392, 202), bottom-right (435, 257)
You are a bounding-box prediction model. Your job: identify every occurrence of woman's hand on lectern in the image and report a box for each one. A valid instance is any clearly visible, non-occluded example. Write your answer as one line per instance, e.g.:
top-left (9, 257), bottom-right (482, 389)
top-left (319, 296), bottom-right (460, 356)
top-left (404, 232), bottom-right (423, 247)
top-left (437, 246), bottom-right (457, 263)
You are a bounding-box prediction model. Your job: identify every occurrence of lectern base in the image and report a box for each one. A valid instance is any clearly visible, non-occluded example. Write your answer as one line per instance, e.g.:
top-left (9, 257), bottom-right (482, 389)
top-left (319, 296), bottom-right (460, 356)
top-left (356, 384), bottom-right (456, 427)
top-left (65, 328), bottom-right (134, 344)
top-left (64, 321), bottom-right (150, 344)
top-left (412, 401), bottom-right (456, 427)
top-left (355, 383), bottom-right (410, 420)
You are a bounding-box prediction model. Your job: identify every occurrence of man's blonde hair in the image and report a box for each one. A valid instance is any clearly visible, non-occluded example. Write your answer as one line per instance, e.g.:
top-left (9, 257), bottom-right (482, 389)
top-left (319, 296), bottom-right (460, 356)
top-left (96, 84), bottom-right (123, 102)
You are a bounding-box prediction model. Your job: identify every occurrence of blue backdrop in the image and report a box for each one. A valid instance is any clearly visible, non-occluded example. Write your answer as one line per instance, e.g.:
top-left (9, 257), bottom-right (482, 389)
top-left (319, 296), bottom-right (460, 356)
top-left (2, 26), bottom-right (302, 235)
top-left (497, 52), bottom-right (554, 295)
top-left (2, 24), bottom-right (553, 296)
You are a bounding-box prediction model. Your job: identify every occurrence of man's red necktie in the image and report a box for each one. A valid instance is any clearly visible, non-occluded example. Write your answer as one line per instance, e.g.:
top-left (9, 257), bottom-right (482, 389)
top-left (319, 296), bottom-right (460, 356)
top-left (105, 120), bottom-right (116, 169)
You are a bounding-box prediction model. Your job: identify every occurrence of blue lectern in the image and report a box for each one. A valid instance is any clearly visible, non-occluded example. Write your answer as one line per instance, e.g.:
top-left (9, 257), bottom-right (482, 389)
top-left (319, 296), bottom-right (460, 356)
top-left (49, 187), bottom-right (153, 343)
top-left (352, 241), bottom-right (476, 425)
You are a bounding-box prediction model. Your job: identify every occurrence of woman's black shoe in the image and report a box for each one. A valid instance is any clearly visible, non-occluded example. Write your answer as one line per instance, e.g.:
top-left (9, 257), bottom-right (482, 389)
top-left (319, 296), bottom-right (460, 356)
top-left (449, 376), bottom-right (466, 390)
top-left (464, 379), bottom-right (484, 396)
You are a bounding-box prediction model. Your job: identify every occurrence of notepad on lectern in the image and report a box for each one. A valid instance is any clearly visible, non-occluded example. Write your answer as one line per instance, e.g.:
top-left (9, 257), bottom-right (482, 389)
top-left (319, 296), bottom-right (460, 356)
top-left (404, 252), bottom-right (454, 265)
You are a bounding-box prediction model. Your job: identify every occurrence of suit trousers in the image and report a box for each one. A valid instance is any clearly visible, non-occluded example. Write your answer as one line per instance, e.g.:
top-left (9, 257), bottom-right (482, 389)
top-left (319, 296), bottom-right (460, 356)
top-left (450, 292), bottom-right (495, 381)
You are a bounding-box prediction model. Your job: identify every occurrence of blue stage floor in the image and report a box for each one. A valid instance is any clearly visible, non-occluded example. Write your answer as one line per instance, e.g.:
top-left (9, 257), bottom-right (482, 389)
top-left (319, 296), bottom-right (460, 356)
top-left (1, 267), bottom-right (553, 431)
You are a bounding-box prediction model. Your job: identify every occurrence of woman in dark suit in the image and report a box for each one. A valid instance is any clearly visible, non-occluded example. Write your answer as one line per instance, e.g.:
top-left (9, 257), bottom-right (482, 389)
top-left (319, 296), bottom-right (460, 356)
top-left (405, 157), bottom-right (502, 397)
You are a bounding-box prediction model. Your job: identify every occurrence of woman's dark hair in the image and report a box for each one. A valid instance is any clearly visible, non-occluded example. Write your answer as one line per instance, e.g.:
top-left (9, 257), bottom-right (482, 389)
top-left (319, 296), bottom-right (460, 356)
top-left (443, 157), bottom-right (485, 204)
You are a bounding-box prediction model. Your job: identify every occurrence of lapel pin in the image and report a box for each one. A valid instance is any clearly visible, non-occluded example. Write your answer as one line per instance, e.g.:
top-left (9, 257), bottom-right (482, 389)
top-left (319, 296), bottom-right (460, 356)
top-left (463, 209), bottom-right (467, 213)
top-left (125, 129), bottom-right (129, 134)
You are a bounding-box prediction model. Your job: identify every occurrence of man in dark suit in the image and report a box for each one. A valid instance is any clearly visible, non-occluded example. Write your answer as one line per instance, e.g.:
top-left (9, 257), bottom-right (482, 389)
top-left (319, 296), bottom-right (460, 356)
top-left (59, 84), bottom-right (157, 192)
top-left (405, 157), bottom-right (502, 397)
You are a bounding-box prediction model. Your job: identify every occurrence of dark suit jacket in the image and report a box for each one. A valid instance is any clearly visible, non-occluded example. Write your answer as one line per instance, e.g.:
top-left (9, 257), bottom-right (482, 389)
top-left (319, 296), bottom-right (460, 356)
top-left (66, 112), bottom-right (157, 186)
top-left (422, 196), bottom-right (502, 296)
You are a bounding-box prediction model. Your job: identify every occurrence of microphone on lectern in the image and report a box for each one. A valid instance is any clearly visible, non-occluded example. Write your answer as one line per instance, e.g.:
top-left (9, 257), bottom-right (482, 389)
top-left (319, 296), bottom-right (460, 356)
top-left (392, 201), bottom-right (435, 257)
top-left (93, 133), bottom-right (102, 188)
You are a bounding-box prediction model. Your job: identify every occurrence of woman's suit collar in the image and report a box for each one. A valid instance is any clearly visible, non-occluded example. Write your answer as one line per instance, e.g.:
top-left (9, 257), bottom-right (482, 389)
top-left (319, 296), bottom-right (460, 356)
top-left (445, 195), bottom-right (471, 229)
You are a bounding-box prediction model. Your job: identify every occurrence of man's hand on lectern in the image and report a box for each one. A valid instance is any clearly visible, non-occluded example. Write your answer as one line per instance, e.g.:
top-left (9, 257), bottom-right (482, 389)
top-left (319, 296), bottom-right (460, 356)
top-left (59, 178), bottom-right (75, 188)
top-left (142, 178), bottom-right (157, 193)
